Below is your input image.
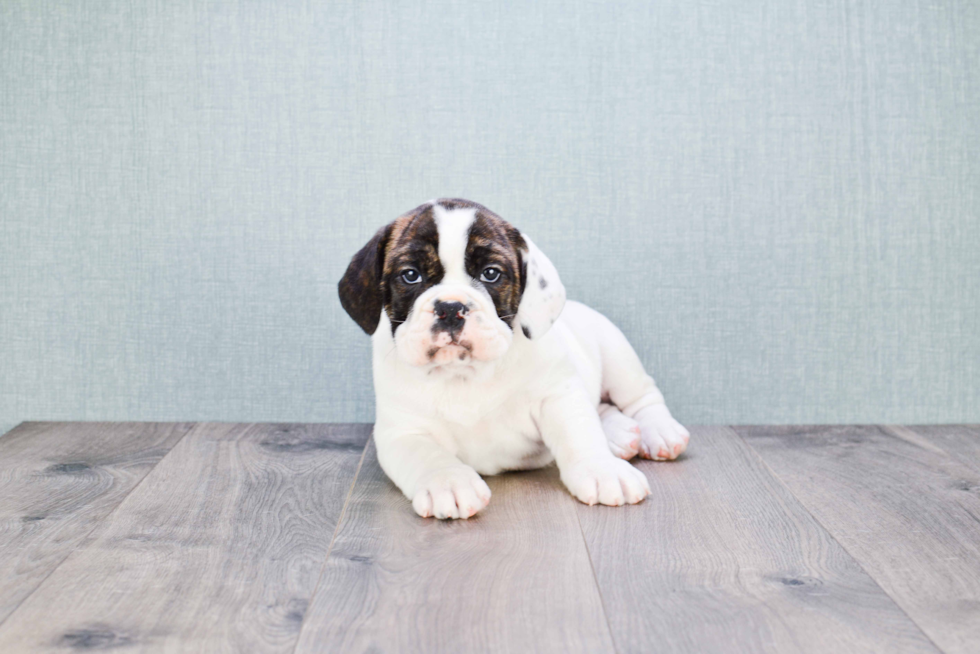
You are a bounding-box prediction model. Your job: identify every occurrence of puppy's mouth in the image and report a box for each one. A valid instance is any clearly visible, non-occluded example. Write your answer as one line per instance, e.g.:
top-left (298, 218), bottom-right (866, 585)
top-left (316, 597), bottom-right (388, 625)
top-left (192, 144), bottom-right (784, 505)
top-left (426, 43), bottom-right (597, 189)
top-left (426, 339), bottom-right (474, 366)
top-left (393, 293), bottom-right (513, 369)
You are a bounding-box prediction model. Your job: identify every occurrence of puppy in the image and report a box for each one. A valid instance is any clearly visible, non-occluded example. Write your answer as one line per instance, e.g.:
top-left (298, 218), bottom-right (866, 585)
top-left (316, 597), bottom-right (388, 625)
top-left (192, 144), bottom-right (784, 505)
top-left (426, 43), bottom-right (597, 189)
top-left (338, 199), bottom-right (689, 519)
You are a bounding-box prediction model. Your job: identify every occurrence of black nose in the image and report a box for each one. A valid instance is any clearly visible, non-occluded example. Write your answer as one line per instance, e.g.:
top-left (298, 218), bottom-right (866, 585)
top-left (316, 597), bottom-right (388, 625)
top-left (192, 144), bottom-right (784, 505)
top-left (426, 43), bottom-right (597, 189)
top-left (434, 301), bottom-right (467, 332)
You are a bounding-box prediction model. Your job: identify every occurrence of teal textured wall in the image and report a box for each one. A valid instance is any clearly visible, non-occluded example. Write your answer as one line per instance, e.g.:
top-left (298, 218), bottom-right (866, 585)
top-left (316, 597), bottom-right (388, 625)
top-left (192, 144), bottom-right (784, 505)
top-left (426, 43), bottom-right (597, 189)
top-left (2, 0), bottom-right (978, 427)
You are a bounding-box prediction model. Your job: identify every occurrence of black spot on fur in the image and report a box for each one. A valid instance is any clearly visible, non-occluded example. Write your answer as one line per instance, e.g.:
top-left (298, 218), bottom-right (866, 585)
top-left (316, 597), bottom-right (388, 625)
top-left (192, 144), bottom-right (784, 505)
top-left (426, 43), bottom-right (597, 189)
top-left (522, 324), bottom-right (532, 339)
top-left (539, 276), bottom-right (547, 289)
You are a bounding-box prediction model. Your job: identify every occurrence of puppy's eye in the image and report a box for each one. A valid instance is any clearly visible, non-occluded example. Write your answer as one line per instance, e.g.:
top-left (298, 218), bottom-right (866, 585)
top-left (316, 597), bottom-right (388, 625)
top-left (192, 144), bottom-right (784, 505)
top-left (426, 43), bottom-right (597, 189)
top-left (400, 269), bottom-right (422, 284)
top-left (480, 267), bottom-right (502, 283)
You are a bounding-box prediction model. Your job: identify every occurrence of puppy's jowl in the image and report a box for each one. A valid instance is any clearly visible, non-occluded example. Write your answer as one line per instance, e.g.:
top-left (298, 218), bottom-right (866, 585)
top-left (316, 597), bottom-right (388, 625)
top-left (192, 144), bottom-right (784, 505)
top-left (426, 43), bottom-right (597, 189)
top-left (339, 199), bottom-right (689, 519)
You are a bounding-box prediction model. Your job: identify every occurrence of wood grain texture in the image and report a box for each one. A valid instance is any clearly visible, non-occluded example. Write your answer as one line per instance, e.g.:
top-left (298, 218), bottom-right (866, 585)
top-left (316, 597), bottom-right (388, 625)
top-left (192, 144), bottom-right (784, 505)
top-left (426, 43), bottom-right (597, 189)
top-left (890, 425), bottom-right (980, 473)
top-left (737, 425), bottom-right (980, 654)
top-left (294, 439), bottom-right (616, 654)
top-left (0, 422), bottom-right (192, 626)
top-left (0, 423), bottom-right (370, 653)
top-left (579, 426), bottom-right (938, 654)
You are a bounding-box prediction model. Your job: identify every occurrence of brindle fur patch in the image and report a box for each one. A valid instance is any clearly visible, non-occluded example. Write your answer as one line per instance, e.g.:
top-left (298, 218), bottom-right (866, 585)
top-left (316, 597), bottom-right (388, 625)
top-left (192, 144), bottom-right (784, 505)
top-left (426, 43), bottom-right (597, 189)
top-left (338, 223), bottom-right (393, 334)
top-left (383, 204), bottom-right (443, 334)
top-left (450, 199), bottom-right (526, 328)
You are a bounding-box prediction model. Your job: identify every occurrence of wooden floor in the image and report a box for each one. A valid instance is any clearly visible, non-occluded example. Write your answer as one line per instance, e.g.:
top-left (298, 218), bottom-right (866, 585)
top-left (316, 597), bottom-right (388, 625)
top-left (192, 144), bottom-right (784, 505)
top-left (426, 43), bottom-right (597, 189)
top-left (1, 423), bottom-right (978, 653)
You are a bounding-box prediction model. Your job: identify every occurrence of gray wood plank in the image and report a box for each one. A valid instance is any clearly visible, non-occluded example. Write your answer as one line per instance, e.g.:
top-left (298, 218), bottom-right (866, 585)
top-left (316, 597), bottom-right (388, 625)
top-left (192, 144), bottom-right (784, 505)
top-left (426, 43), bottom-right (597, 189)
top-left (890, 424), bottom-right (980, 473)
top-left (579, 426), bottom-right (938, 654)
top-left (294, 439), bottom-right (616, 654)
top-left (737, 425), bottom-right (980, 654)
top-left (0, 422), bottom-right (193, 626)
top-left (0, 423), bottom-right (370, 653)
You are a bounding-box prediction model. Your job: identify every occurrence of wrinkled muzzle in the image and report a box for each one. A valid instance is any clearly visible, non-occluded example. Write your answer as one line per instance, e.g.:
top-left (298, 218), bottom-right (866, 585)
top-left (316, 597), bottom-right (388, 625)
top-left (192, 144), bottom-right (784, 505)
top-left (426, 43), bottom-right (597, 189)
top-left (394, 283), bottom-right (514, 367)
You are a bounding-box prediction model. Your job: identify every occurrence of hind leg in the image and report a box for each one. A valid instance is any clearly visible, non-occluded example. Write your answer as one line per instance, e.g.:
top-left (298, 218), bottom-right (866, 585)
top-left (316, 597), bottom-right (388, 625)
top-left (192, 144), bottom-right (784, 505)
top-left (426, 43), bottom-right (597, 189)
top-left (586, 309), bottom-right (691, 460)
top-left (633, 404), bottom-right (689, 460)
top-left (599, 403), bottom-right (641, 460)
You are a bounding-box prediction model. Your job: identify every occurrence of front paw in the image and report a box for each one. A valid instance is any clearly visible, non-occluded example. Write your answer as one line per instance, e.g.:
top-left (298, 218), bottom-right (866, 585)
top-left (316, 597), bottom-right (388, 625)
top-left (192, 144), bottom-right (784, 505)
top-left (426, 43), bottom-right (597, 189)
top-left (634, 404), bottom-right (690, 460)
top-left (561, 457), bottom-right (651, 506)
top-left (411, 466), bottom-right (492, 520)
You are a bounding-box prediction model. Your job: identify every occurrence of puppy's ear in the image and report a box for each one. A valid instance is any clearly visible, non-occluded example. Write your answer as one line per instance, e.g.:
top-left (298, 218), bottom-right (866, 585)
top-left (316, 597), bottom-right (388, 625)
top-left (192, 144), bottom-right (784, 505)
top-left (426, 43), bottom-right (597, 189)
top-left (515, 234), bottom-right (566, 340)
top-left (338, 224), bottom-right (393, 335)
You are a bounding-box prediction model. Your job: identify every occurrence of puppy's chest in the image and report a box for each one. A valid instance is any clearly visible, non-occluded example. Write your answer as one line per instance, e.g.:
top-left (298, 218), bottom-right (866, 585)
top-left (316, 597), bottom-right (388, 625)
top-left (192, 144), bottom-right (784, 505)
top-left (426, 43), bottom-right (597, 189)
top-left (443, 401), bottom-right (552, 475)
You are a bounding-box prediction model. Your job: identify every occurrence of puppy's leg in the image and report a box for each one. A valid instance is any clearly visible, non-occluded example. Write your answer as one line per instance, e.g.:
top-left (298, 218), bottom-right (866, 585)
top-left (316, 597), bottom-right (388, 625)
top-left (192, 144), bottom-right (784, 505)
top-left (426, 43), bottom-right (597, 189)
top-left (375, 430), bottom-right (491, 520)
top-left (540, 385), bottom-right (651, 506)
top-left (632, 404), bottom-right (689, 461)
top-left (598, 403), bottom-right (641, 460)
top-left (594, 314), bottom-right (690, 460)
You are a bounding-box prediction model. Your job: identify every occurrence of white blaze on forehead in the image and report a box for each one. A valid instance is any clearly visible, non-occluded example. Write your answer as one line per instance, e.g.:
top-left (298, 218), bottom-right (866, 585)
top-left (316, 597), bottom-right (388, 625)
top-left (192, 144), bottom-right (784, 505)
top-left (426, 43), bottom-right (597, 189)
top-left (432, 204), bottom-right (476, 282)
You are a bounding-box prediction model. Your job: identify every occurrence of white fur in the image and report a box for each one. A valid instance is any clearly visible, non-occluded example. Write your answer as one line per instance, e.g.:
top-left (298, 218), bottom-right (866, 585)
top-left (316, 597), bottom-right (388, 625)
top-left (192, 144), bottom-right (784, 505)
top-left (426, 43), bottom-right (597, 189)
top-left (371, 211), bottom-right (689, 519)
top-left (432, 204), bottom-right (475, 284)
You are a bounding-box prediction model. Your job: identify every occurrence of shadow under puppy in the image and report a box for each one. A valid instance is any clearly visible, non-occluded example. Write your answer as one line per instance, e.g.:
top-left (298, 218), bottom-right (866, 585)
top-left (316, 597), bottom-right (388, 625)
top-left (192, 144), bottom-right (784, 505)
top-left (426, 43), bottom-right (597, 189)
top-left (338, 199), bottom-right (689, 519)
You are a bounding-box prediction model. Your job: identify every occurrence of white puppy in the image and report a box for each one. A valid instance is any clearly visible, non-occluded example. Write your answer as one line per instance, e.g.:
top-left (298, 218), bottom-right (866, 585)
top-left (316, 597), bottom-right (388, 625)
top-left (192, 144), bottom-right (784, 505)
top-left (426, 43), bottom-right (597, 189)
top-left (339, 199), bottom-right (689, 519)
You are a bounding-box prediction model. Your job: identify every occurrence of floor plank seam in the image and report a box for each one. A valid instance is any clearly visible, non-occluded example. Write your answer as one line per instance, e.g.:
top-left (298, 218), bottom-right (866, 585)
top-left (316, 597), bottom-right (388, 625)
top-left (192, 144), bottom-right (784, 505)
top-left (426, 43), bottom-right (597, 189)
top-left (729, 426), bottom-right (948, 654)
top-left (0, 422), bottom-right (198, 633)
top-left (574, 502), bottom-right (620, 654)
top-left (879, 425), bottom-right (950, 457)
top-left (290, 431), bottom-right (372, 654)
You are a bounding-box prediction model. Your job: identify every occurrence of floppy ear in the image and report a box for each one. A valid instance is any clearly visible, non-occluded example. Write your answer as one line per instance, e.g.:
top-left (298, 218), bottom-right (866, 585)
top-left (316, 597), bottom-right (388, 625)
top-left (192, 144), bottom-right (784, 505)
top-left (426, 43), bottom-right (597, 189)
top-left (516, 234), bottom-right (566, 340)
top-left (338, 224), bottom-right (392, 335)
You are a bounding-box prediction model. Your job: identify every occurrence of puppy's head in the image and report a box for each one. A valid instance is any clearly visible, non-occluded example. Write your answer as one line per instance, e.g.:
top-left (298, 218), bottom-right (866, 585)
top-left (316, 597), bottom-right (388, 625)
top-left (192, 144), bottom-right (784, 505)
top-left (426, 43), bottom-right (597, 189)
top-left (338, 199), bottom-right (565, 371)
